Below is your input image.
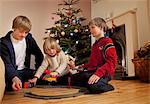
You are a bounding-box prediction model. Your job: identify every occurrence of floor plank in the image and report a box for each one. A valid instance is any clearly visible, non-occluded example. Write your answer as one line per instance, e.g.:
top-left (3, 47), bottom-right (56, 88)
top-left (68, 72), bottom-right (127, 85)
top-left (2, 80), bottom-right (150, 104)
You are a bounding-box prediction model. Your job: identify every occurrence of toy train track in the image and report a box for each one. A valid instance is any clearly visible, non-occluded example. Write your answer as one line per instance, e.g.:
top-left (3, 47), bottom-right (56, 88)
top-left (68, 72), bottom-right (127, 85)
top-left (24, 85), bottom-right (88, 99)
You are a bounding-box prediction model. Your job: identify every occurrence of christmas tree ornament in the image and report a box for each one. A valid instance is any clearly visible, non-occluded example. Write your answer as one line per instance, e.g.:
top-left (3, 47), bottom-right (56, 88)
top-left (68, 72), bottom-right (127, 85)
top-left (47, 30), bottom-right (51, 33)
top-left (74, 29), bottom-right (78, 33)
top-left (85, 29), bottom-right (89, 32)
top-left (72, 19), bottom-right (76, 24)
top-left (76, 41), bottom-right (79, 44)
top-left (51, 17), bottom-right (55, 20)
top-left (78, 29), bottom-right (81, 32)
top-left (56, 39), bottom-right (59, 43)
top-left (61, 31), bottom-right (65, 36)
top-left (64, 24), bottom-right (68, 27)
top-left (70, 33), bottom-right (74, 36)
top-left (50, 33), bottom-right (55, 37)
top-left (56, 23), bottom-right (61, 27)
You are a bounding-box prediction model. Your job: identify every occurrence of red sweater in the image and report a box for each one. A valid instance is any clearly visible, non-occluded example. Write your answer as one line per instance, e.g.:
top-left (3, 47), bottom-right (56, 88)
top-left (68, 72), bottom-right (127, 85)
top-left (83, 37), bottom-right (117, 78)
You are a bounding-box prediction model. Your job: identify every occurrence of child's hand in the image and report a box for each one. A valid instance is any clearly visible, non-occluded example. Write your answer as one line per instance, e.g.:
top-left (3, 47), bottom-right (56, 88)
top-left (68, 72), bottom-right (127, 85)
top-left (12, 76), bottom-right (22, 91)
top-left (88, 74), bottom-right (100, 84)
top-left (68, 60), bottom-right (75, 69)
top-left (28, 77), bottom-right (38, 85)
top-left (78, 64), bottom-right (84, 68)
top-left (50, 71), bottom-right (59, 77)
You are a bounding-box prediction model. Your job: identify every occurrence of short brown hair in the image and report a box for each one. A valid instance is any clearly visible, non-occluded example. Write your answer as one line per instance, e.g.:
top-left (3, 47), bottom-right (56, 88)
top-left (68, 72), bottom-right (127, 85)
top-left (43, 37), bottom-right (61, 54)
top-left (12, 15), bottom-right (32, 33)
top-left (89, 17), bottom-right (108, 32)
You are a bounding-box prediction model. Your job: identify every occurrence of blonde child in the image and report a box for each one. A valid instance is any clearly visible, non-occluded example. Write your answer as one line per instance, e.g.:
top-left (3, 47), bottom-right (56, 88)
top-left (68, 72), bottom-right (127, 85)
top-left (29, 37), bottom-right (70, 84)
top-left (1, 15), bottom-right (43, 91)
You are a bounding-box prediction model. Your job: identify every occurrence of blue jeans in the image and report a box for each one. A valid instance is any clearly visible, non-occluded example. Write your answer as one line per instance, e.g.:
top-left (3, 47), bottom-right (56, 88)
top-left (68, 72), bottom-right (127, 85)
top-left (17, 68), bottom-right (35, 83)
top-left (5, 68), bottom-right (35, 91)
top-left (57, 70), bottom-right (114, 94)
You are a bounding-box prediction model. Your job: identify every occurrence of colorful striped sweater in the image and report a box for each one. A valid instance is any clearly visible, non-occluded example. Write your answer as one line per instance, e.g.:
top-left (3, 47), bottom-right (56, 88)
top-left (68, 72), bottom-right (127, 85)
top-left (83, 37), bottom-right (117, 78)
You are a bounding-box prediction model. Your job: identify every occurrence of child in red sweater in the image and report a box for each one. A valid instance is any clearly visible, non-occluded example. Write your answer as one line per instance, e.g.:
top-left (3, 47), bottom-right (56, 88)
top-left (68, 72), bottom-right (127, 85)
top-left (57, 17), bottom-right (117, 93)
top-left (71, 17), bottom-right (117, 94)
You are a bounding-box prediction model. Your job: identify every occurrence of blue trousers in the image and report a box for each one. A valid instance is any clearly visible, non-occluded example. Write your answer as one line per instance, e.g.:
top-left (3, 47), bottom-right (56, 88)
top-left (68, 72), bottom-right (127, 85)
top-left (57, 70), bottom-right (114, 94)
top-left (5, 68), bottom-right (35, 91)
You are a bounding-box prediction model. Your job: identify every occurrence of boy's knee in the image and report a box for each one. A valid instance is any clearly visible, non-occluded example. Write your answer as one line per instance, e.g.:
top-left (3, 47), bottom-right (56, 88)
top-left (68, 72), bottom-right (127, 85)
top-left (87, 83), bottom-right (114, 94)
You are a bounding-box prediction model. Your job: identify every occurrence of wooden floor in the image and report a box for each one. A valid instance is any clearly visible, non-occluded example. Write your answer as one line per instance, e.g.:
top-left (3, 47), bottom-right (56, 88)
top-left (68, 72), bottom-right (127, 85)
top-left (2, 80), bottom-right (150, 104)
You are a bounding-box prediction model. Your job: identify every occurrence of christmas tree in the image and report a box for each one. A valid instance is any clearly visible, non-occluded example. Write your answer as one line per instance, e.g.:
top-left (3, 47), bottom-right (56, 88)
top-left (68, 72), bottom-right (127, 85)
top-left (45, 0), bottom-right (91, 65)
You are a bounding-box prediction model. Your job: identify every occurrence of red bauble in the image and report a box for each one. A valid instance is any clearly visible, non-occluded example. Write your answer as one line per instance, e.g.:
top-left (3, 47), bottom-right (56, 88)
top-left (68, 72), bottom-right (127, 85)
top-left (51, 17), bottom-right (54, 20)
top-left (66, 11), bottom-right (71, 16)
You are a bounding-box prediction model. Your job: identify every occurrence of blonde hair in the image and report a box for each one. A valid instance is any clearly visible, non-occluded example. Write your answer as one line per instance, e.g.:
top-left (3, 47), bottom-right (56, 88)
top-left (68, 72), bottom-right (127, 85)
top-left (89, 17), bottom-right (108, 32)
top-left (43, 37), bottom-right (61, 54)
top-left (12, 15), bottom-right (32, 33)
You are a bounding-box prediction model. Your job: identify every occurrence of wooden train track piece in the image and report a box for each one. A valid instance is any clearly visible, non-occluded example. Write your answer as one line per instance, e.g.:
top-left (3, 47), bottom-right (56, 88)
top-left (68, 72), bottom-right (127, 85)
top-left (24, 85), bottom-right (88, 99)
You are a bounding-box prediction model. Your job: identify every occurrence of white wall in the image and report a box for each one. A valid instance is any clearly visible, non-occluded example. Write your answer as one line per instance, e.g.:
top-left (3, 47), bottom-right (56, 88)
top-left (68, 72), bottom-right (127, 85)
top-left (0, 0), bottom-right (91, 50)
top-left (91, 0), bottom-right (150, 48)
